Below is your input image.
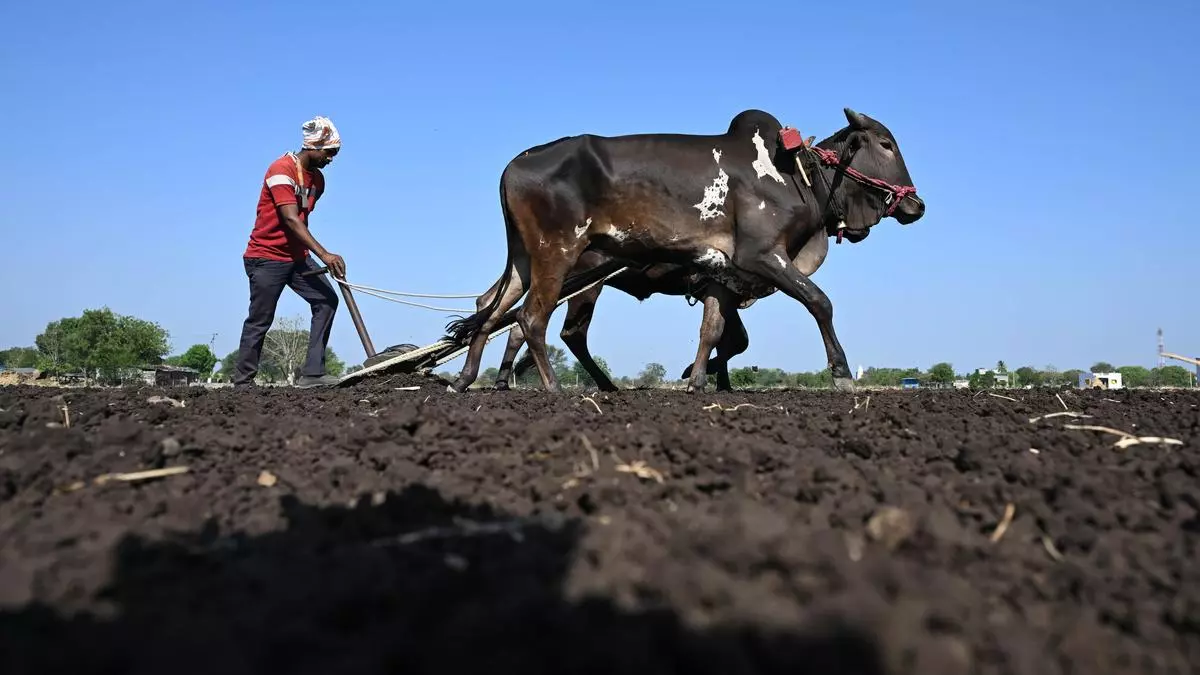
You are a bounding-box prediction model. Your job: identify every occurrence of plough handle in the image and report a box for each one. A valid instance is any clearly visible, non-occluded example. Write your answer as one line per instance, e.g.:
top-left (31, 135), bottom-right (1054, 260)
top-left (297, 265), bottom-right (375, 360)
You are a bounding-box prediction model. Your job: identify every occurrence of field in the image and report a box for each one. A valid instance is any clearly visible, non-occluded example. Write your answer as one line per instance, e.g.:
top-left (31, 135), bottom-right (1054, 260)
top-left (1, 377), bottom-right (1197, 674)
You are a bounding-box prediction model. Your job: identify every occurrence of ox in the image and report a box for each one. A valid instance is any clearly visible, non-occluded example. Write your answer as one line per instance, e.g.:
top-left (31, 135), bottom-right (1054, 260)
top-left (444, 108), bottom-right (924, 393)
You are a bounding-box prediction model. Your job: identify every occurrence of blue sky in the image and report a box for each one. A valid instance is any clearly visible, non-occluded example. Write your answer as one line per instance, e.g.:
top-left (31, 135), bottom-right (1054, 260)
top-left (2, 0), bottom-right (1197, 378)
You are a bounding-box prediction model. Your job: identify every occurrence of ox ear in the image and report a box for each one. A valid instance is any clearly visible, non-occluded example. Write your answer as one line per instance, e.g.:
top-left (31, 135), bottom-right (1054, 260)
top-left (844, 107), bottom-right (869, 131)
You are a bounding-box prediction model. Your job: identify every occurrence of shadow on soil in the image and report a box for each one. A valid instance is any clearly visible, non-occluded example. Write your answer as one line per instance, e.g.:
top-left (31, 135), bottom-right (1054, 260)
top-left (0, 483), bottom-right (887, 675)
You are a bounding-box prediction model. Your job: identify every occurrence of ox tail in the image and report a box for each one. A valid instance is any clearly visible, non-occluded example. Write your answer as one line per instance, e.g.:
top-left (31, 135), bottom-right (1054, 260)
top-left (443, 177), bottom-right (520, 345)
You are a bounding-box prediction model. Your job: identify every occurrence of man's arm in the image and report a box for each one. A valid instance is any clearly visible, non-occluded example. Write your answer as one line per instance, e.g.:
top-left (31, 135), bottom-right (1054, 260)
top-left (276, 203), bottom-right (346, 278)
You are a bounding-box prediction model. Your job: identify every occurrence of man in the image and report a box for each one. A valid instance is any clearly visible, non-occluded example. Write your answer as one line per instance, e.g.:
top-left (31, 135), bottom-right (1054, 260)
top-left (233, 115), bottom-right (347, 388)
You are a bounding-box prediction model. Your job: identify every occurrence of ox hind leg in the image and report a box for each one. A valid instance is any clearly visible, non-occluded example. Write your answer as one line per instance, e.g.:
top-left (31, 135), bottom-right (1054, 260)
top-left (684, 283), bottom-right (741, 394)
top-left (509, 281), bottom-right (612, 390)
top-left (447, 256), bottom-right (530, 392)
top-left (494, 251), bottom-right (607, 391)
top-left (735, 246), bottom-right (854, 391)
top-left (463, 276), bottom-right (523, 391)
top-left (492, 325), bottom-right (525, 390)
top-left (515, 247), bottom-right (588, 391)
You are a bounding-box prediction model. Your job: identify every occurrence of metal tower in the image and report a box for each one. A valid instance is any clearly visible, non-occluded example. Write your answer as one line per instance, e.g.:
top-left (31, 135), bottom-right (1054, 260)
top-left (1158, 327), bottom-right (1165, 368)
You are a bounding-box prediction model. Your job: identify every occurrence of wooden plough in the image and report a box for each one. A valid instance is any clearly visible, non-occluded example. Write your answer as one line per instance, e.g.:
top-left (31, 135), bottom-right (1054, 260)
top-left (297, 264), bottom-right (632, 387)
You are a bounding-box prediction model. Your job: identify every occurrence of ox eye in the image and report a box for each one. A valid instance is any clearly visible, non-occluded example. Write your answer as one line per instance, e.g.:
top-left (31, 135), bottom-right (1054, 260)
top-left (880, 140), bottom-right (894, 151)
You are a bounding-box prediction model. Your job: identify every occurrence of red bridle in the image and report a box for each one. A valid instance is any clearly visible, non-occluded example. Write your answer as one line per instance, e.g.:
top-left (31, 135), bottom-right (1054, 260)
top-left (778, 126), bottom-right (919, 241)
top-left (809, 146), bottom-right (918, 218)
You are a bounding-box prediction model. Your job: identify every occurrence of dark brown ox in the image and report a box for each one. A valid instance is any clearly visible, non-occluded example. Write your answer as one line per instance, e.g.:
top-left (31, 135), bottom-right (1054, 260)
top-left (444, 108), bottom-right (924, 393)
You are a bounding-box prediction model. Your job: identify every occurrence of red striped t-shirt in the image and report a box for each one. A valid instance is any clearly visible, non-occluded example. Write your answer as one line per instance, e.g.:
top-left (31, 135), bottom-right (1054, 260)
top-left (244, 153), bottom-right (325, 262)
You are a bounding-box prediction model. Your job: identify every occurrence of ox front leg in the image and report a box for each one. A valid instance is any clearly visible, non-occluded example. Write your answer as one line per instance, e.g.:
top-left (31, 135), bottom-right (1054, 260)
top-left (685, 284), bottom-right (737, 394)
top-left (711, 308), bottom-right (749, 391)
top-left (738, 248), bottom-right (855, 391)
top-left (679, 303), bottom-right (747, 391)
top-left (448, 259), bottom-right (529, 393)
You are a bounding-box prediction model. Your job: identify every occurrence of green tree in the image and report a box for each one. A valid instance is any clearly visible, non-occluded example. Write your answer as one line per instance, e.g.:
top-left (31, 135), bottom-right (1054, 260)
top-left (637, 362), bottom-right (667, 387)
top-left (996, 360), bottom-right (1008, 374)
top-left (927, 362), bottom-right (955, 386)
top-left (968, 370), bottom-right (996, 390)
top-left (793, 369), bottom-right (832, 388)
top-left (1116, 365), bottom-right (1152, 388)
top-left (34, 307), bottom-right (169, 383)
top-left (730, 366), bottom-right (758, 388)
top-left (572, 356), bottom-right (612, 387)
top-left (1060, 369), bottom-right (1085, 387)
top-left (325, 347), bottom-right (346, 377)
top-left (0, 347), bottom-right (39, 368)
top-left (167, 344), bottom-right (219, 379)
top-left (1014, 366), bottom-right (1044, 387)
top-left (216, 349), bottom-right (240, 382)
top-left (753, 367), bottom-right (788, 387)
top-left (1151, 365), bottom-right (1194, 388)
top-left (1091, 362), bottom-right (1115, 373)
top-left (516, 344), bottom-right (570, 385)
top-left (859, 367), bottom-right (921, 387)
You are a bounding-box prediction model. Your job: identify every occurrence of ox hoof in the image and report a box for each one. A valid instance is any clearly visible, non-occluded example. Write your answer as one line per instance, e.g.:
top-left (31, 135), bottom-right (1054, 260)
top-left (494, 381), bottom-right (510, 392)
top-left (834, 377), bottom-right (856, 392)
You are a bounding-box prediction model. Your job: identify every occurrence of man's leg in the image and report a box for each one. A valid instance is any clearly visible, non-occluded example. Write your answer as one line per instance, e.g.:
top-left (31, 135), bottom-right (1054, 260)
top-left (288, 257), bottom-right (340, 381)
top-left (233, 258), bottom-right (292, 386)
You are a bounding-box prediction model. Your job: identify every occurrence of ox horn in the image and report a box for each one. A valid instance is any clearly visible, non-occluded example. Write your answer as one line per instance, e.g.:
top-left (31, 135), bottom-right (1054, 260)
top-left (843, 107), bottom-right (869, 130)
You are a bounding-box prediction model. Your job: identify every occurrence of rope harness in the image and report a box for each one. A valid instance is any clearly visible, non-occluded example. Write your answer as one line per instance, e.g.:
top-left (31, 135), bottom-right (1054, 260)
top-left (341, 265), bottom-right (630, 378)
top-left (329, 277), bottom-right (479, 313)
top-left (779, 125), bottom-right (918, 244)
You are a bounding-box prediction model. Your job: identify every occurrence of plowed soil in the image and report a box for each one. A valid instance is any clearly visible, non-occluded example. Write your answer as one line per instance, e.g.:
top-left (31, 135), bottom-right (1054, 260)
top-left (1, 378), bottom-right (1197, 674)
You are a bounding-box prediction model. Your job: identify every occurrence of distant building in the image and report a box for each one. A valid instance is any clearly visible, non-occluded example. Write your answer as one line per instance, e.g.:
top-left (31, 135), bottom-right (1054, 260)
top-left (1079, 371), bottom-right (1123, 390)
top-left (138, 365), bottom-right (200, 387)
top-left (975, 368), bottom-right (1011, 387)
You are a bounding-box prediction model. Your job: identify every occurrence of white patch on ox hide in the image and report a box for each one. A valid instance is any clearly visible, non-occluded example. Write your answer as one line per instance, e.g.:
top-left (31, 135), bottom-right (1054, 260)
top-left (751, 129), bottom-right (786, 184)
top-left (696, 247), bottom-right (728, 267)
top-left (606, 225), bottom-right (629, 242)
top-left (758, 200), bottom-right (766, 210)
top-left (575, 217), bottom-right (590, 239)
top-left (693, 168), bottom-right (729, 220)
top-left (712, 148), bottom-right (722, 164)
top-left (774, 253), bottom-right (789, 269)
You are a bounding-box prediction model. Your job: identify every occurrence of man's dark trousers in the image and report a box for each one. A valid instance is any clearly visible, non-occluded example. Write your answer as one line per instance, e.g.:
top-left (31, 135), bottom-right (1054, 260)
top-left (233, 256), bottom-right (339, 386)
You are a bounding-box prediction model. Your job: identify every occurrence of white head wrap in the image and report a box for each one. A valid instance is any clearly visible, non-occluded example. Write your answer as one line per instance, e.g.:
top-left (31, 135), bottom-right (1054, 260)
top-left (301, 116), bottom-right (341, 150)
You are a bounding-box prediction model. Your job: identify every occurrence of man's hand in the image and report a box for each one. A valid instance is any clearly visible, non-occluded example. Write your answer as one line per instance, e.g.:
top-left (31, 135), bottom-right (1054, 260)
top-left (320, 252), bottom-right (347, 279)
